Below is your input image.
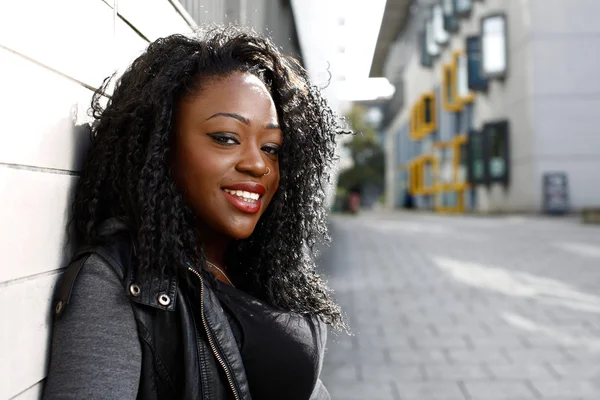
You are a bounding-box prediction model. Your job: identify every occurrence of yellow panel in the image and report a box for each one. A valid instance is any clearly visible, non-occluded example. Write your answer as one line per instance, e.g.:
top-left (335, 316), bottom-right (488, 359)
top-left (441, 64), bottom-right (462, 112)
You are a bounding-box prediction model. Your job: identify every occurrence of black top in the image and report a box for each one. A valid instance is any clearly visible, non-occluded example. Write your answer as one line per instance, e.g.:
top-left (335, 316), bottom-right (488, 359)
top-left (215, 281), bottom-right (321, 400)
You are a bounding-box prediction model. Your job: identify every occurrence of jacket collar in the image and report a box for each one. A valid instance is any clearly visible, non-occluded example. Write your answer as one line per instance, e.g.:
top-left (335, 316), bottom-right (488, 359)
top-left (97, 217), bottom-right (178, 312)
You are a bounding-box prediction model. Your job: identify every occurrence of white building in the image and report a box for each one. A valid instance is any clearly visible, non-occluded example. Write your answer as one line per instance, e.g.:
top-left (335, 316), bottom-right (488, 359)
top-left (374, 0), bottom-right (600, 214)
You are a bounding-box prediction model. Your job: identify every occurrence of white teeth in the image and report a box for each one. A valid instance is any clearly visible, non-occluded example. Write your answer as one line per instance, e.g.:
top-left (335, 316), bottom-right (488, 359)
top-left (224, 188), bottom-right (260, 202)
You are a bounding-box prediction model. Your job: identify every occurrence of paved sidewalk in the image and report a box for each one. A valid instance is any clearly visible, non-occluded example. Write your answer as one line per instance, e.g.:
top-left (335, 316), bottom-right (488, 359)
top-left (317, 212), bottom-right (600, 400)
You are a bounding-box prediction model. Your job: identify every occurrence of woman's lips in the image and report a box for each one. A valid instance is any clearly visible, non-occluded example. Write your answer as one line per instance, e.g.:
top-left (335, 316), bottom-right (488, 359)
top-left (223, 190), bottom-right (261, 213)
top-left (221, 182), bottom-right (266, 214)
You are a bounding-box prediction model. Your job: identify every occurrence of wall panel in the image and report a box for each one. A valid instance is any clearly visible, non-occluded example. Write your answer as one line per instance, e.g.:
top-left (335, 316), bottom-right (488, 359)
top-left (0, 0), bottom-right (115, 89)
top-left (9, 381), bottom-right (43, 400)
top-left (118, 0), bottom-right (193, 42)
top-left (0, 273), bottom-right (59, 399)
top-left (0, 168), bottom-right (76, 284)
top-left (0, 48), bottom-right (93, 172)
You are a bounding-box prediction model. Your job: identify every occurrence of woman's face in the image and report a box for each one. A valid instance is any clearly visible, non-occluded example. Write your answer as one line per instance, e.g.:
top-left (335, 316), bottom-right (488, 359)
top-left (173, 71), bottom-right (282, 240)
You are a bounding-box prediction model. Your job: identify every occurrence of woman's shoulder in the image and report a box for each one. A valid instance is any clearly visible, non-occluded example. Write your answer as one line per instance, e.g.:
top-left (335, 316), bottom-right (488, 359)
top-left (56, 251), bottom-right (129, 316)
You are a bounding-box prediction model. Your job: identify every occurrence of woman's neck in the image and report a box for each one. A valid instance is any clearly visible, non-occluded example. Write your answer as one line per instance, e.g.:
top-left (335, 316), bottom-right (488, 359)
top-left (196, 229), bottom-right (230, 269)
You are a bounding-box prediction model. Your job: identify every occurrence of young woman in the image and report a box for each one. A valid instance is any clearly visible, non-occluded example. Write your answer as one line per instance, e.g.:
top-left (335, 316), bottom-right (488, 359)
top-left (43, 27), bottom-right (345, 400)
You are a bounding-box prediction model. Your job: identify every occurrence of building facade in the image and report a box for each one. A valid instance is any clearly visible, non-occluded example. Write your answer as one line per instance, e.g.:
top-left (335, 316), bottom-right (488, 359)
top-left (180, 0), bottom-right (303, 61)
top-left (374, 0), bottom-right (600, 213)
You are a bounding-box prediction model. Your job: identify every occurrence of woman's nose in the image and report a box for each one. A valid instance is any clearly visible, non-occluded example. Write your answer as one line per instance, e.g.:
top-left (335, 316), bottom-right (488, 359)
top-left (235, 142), bottom-right (269, 177)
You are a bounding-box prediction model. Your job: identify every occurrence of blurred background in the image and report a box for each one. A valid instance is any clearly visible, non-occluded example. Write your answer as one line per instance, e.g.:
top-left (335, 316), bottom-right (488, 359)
top-left (1, 0), bottom-right (600, 399)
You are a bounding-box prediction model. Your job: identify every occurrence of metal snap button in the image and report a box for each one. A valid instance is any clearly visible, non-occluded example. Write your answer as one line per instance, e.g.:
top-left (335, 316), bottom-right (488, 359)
top-left (129, 284), bottom-right (141, 297)
top-left (158, 294), bottom-right (171, 306)
top-left (55, 301), bottom-right (63, 314)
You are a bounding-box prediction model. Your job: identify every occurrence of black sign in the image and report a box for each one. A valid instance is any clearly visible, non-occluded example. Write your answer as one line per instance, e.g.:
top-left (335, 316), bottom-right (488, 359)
top-left (543, 172), bottom-right (569, 214)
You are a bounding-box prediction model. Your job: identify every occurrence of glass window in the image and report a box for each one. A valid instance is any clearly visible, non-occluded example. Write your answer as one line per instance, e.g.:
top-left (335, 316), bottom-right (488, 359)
top-left (488, 125), bottom-right (507, 179)
top-left (419, 31), bottom-right (433, 67)
top-left (456, 53), bottom-right (470, 99)
top-left (469, 132), bottom-right (485, 183)
top-left (424, 96), bottom-right (433, 124)
top-left (433, 5), bottom-right (449, 45)
top-left (481, 14), bottom-right (508, 78)
top-left (465, 36), bottom-right (488, 91)
top-left (426, 19), bottom-right (440, 57)
top-left (454, 0), bottom-right (472, 16)
top-left (445, 67), bottom-right (453, 104)
top-left (443, 0), bottom-right (459, 32)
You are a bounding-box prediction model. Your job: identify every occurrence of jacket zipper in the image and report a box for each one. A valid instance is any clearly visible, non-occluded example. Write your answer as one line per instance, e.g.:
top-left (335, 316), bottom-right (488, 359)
top-left (188, 267), bottom-right (240, 400)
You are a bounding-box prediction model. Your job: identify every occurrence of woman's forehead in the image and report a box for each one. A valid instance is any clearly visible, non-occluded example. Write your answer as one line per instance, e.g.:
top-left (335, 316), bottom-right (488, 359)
top-left (181, 72), bottom-right (279, 124)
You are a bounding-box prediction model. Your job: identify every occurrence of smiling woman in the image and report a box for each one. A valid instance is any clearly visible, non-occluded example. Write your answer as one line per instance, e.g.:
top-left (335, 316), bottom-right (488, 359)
top-left (42, 26), bottom-right (345, 400)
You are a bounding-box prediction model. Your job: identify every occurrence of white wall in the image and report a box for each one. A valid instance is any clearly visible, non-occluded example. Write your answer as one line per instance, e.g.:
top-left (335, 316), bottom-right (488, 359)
top-left (0, 1), bottom-right (193, 398)
top-left (529, 0), bottom-right (600, 211)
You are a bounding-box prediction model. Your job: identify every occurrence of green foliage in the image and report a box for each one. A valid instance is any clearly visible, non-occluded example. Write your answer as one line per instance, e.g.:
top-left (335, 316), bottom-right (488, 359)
top-left (337, 105), bottom-right (385, 191)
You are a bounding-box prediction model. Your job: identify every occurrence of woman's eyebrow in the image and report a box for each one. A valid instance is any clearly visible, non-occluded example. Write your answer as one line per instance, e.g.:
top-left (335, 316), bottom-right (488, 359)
top-left (265, 122), bottom-right (280, 130)
top-left (206, 112), bottom-right (249, 125)
top-left (206, 112), bottom-right (280, 130)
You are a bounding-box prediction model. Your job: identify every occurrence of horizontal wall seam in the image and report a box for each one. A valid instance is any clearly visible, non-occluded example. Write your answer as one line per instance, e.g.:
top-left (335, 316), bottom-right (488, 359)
top-left (0, 268), bottom-right (63, 289)
top-left (117, 13), bottom-right (150, 43)
top-left (0, 163), bottom-right (80, 177)
top-left (8, 378), bottom-right (45, 400)
top-left (0, 44), bottom-right (97, 92)
top-left (531, 32), bottom-right (600, 40)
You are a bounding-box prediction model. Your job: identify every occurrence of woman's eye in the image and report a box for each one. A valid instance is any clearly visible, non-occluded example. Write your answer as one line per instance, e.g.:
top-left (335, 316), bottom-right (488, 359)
top-left (262, 145), bottom-right (280, 155)
top-left (209, 133), bottom-right (238, 145)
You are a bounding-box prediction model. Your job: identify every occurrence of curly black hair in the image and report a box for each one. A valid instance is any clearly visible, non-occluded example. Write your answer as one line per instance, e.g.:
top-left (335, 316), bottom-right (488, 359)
top-left (73, 26), bottom-right (346, 330)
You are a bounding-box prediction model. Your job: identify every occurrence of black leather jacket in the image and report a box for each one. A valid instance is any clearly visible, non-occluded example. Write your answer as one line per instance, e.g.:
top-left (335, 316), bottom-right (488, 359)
top-left (53, 219), bottom-right (329, 400)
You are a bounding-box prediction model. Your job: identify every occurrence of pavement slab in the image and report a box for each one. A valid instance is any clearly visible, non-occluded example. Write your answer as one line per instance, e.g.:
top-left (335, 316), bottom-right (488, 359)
top-left (317, 211), bottom-right (600, 399)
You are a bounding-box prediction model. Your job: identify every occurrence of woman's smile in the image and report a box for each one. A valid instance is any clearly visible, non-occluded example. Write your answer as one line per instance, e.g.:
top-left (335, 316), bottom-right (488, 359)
top-left (222, 182), bottom-right (267, 213)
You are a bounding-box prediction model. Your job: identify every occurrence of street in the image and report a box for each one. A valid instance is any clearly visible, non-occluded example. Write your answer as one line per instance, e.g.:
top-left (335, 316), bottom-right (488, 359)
top-left (318, 212), bottom-right (600, 400)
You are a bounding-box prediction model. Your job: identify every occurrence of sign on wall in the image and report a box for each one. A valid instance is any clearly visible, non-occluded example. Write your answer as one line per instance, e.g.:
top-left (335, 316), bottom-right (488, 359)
top-left (542, 172), bottom-right (570, 214)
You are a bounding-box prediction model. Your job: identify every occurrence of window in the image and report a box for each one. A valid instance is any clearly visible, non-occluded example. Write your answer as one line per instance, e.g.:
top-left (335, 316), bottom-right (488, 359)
top-left (442, 64), bottom-right (462, 112)
top-left (419, 31), bottom-right (433, 67)
top-left (442, 0), bottom-right (459, 32)
top-left (481, 13), bottom-right (508, 79)
top-left (410, 93), bottom-right (438, 140)
top-left (454, 0), bottom-right (472, 16)
top-left (467, 121), bottom-right (511, 186)
top-left (426, 19), bottom-right (440, 57)
top-left (485, 120), bottom-right (510, 184)
top-left (453, 51), bottom-right (475, 103)
top-left (420, 92), bottom-right (437, 138)
top-left (465, 35), bottom-right (489, 91)
top-left (467, 130), bottom-right (486, 184)
top-left (433, 5), bottom-right (449, 45)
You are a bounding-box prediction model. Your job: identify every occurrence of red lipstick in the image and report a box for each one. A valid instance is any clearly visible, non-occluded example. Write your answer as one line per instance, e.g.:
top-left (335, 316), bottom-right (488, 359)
top-left (222, 182), bottom-right (266, 214)
top-left (222, 182), bottom-right (266, 195)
